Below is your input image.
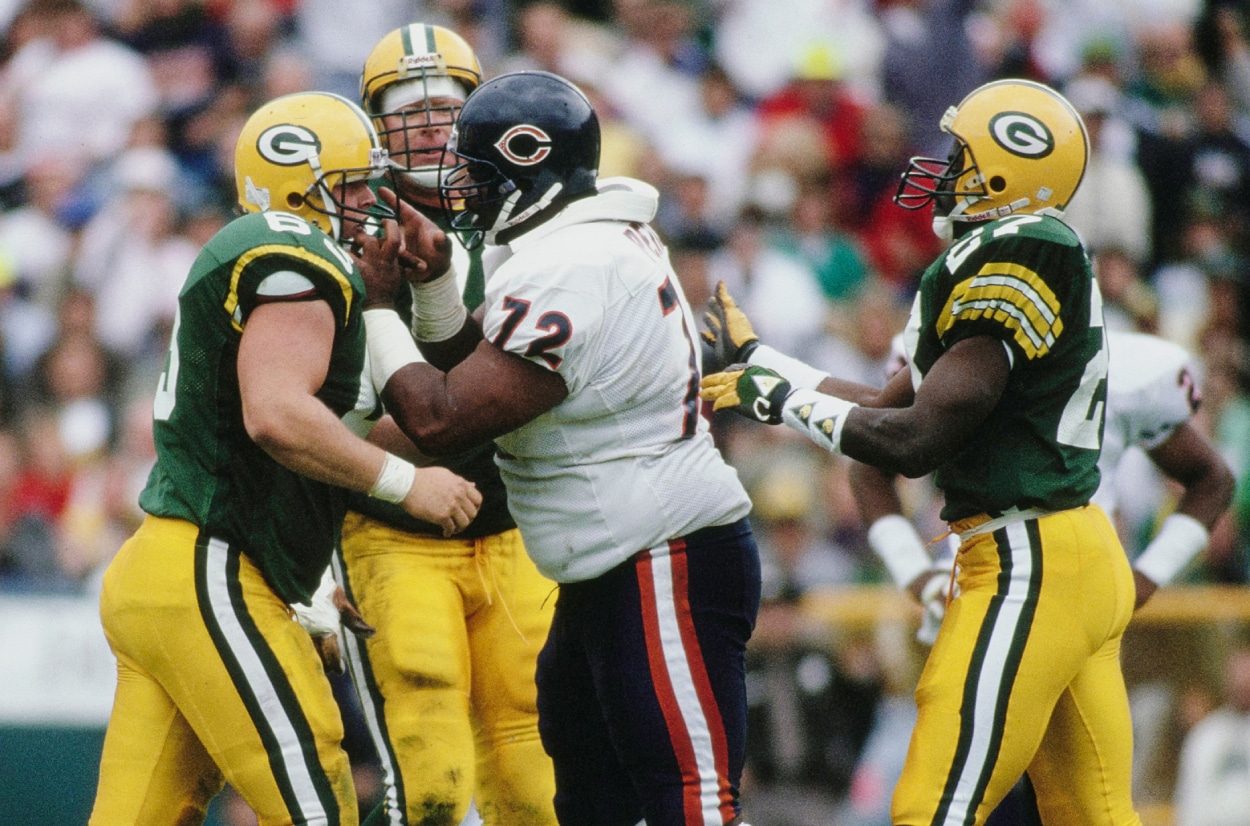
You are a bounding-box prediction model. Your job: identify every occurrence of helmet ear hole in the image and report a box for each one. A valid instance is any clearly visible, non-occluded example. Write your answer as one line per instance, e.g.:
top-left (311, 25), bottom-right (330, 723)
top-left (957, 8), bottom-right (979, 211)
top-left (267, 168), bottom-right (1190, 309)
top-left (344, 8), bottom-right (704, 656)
top-left (287, 192), bottom-right (304, 209)
top-left (989, 175), bottom-right (1007, 193)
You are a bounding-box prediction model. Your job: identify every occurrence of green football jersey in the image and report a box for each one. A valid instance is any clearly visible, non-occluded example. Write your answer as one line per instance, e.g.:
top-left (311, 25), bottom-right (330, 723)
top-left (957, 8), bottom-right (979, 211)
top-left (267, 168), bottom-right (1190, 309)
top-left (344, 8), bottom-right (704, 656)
top-left (346, 199), bottom-right (516, 539)
top-left (903, 213), bottom-right (1108, 522)
top-left (139, 210), bottom-right (377, 604)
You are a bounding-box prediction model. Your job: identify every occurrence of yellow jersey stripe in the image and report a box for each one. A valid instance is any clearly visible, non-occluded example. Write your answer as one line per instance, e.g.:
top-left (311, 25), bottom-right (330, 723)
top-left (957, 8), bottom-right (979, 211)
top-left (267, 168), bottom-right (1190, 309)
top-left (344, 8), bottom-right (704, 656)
top-left (225, 244), bottom-right (354, 332)
top-left (937, 264), bottom-right (1064, 359)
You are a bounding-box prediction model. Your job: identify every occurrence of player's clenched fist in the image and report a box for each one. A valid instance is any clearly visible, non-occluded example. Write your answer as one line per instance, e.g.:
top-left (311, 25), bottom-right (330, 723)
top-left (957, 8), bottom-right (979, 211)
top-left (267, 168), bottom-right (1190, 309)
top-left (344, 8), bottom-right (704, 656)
top-left (402, 467), bottom-right (483, 536)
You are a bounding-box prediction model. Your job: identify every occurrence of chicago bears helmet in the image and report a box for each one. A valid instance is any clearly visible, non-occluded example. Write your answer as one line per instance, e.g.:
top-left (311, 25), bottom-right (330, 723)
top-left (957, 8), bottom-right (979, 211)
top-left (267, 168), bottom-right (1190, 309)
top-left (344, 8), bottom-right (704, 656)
top-left (360, 24), bottom-right (482, 193)
top-left (439, 71), bottom-right (600, 248)
top-left (895, 79), bottom-right (1089, 242)
top-left (235, 91), bottom-right (388, 239)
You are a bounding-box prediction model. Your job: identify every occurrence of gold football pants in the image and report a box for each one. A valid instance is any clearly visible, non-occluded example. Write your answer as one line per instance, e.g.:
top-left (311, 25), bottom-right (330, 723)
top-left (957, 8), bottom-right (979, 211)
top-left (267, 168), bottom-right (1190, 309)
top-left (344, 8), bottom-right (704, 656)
top-left (337, 513), bottom-right (557, 825)
top-left (892, 505), bottom-right (1143, 826)
top-left (90, 515), bottom-right (357, 826)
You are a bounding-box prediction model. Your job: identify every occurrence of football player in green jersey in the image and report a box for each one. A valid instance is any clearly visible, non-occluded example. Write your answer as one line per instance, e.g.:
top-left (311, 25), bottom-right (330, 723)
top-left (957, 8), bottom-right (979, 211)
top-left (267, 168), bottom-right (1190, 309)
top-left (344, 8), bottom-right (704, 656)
top-left (342, 25), bottom-right (558, 826)
top-left (701, 79), bottom-right (1144, 825)
top-left (89, 91), bottom-right (481, 826)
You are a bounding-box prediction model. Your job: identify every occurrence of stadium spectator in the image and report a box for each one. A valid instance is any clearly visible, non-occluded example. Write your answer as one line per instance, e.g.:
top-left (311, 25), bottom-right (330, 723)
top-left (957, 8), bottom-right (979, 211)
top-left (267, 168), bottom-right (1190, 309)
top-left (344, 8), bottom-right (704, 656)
top-left (1062, 74), bottom-right (1154, 266)
top-left (0, 0), bottom-right (157, 188)
top-left (1173, 641), bottom-right (1250, 826)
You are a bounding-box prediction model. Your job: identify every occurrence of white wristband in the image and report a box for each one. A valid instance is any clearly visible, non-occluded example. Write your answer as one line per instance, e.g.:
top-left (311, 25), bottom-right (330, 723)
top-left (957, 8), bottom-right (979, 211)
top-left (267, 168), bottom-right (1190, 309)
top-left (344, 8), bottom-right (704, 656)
top-left (867, 514), bottom-right (933, 589)
top-left (369, 452), bottom-right (416, 504)
top-left (411, 267), bottom-right (467, 342)
top-left (364, 308), bottom-right (421, 390)
top-left (1134, 512), bottom-right (1209, 586)
top-left (781, 387), bottom-right (858, 455)
top-left (748, 344), bottom-right (830, 390)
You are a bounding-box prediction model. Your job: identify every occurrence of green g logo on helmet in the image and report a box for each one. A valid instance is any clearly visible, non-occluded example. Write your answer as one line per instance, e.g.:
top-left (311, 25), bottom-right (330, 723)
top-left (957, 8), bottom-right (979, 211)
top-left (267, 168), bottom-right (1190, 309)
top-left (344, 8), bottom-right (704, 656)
top-left (989, 112), bottom-right (1054, 158)
top-left (257, 124), bottom-right (322, 166)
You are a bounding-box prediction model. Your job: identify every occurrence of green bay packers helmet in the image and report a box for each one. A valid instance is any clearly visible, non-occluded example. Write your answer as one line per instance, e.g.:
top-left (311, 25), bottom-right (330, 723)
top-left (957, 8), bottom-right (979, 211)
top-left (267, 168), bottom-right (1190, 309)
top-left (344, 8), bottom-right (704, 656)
top-left (360, 24), bottom-right (483, 191)
top-left (895, 79), bottom-right (1089, 240)
top-left (234, 91), bottom-right (388, 240)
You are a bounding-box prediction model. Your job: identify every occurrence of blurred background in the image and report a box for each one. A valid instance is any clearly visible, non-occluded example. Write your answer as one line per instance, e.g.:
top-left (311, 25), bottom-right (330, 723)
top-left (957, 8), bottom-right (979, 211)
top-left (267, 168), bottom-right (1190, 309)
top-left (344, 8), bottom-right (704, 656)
top-left (0, 0), bottom-right (1248, 823)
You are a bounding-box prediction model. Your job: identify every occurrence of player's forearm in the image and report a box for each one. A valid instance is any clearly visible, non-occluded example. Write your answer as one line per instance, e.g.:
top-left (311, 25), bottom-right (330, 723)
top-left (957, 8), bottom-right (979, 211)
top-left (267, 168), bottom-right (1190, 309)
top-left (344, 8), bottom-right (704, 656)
top-left (417, 315), bottom-right (482, 371)
top-left (248, 392), bottom-right (388, 493)
top-left (1172, 460), bottom-right (1238, 530)
top-left (408, 269), bottom-right (479, 371)
top-left (381, 363), bottom-right (480, 456)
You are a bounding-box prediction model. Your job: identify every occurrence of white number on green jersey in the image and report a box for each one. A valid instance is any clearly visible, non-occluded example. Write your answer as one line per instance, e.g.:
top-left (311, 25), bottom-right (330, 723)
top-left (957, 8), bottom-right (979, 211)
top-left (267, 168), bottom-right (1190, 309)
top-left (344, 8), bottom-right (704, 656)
top-left (1056, 283), bottom-right (1107, 449)
top-left (154, 307), bottom-right (182, 421)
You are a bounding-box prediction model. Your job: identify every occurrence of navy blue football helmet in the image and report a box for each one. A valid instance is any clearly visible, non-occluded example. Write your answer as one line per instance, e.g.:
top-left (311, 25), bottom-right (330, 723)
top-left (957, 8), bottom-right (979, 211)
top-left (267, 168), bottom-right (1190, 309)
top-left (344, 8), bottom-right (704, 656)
top-left (439, 71), bottom-right (600, 248)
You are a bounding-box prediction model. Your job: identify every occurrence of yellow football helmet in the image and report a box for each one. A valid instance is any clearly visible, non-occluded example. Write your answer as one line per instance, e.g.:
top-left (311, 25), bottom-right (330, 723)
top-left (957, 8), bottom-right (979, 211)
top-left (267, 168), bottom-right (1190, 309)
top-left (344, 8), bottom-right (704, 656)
top-left (360, 24), bottom-right (483, 191)
top-left (234, 91), bottom-right (388, 239)
top-left (895, 79), bottom-right (1089, 238)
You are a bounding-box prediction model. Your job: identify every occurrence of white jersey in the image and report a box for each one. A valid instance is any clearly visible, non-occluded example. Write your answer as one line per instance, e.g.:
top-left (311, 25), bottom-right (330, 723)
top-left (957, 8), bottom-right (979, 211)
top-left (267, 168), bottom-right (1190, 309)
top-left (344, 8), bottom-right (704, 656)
top-left (480, 178), bottom-right (752, 583)
top-left (1093, 329), bottom-right (1199, 515)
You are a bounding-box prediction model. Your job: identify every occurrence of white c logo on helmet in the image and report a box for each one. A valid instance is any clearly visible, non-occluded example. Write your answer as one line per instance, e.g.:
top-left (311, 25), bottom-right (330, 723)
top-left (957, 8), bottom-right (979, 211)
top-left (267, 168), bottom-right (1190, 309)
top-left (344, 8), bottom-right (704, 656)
top-left (257, 124), bottom-right (321, 166)
top-left (494, 124), bottom-right (551, 166)
top-left (989, 113), bottom-right (1054, 158)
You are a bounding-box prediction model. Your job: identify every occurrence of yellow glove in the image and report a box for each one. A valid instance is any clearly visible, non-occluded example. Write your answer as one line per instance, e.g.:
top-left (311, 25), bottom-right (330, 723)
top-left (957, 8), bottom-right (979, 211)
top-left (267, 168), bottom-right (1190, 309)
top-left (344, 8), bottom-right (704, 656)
top-left (701, 281), bottom-right (760, 374)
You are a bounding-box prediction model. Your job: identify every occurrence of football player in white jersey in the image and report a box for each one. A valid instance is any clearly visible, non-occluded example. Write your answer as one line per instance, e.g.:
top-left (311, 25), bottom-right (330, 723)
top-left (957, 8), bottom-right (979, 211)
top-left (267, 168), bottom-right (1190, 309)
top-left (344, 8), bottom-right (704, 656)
top-left (354, 71), bottom-right (759, 826)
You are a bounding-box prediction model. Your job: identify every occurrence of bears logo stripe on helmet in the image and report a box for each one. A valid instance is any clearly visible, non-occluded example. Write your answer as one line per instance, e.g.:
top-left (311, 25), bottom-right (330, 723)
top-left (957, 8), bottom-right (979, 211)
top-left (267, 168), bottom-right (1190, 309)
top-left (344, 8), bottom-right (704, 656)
top-left (990, 113), bottom-right (1054, 158)
top-left (495, 125), bottom-right (553, 166)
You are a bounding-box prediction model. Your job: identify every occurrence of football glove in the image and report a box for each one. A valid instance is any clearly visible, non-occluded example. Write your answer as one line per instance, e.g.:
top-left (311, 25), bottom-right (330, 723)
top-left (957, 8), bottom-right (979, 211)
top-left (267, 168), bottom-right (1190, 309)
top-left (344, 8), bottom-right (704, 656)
top-left (701, 281), bottom-right (759, 374)
top-left (293, 568), bottom-right (376, 675)
top-left (700, 364), bottom-right (792, 424)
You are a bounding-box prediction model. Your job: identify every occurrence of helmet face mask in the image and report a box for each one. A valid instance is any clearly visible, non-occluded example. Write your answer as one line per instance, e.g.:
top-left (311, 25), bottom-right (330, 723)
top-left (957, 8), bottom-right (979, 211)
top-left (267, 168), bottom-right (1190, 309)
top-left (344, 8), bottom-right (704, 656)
top-left (438, 71), bottom-right (600, 249)
top-left (376, 94), bottom-right (462, 191)
top-left (235, 92), bottom-right (389, 241)
top-left (894, 79), bottom-right (1089, 238)
top-left (360, 25), bottom-right (482, 203)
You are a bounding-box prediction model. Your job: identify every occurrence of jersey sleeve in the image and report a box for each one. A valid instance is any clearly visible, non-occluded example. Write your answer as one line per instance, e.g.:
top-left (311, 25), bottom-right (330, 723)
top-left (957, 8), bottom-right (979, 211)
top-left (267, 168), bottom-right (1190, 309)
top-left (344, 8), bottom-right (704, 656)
top-left (228, 220), bottom-right (359, 331)
top-left (935, 227), bottom-right (1082, 365)
top-left (480, 257), bottom-right (605, 394)
top-left (1126, 353), bottom-right (1200, 451)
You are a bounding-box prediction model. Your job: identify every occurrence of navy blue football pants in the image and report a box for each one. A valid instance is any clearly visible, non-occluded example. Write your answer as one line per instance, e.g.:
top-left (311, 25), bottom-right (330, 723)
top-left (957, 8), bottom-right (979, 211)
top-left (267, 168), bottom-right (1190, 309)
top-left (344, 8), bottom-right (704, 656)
top-left (536, 518), bottom-right (761, 826)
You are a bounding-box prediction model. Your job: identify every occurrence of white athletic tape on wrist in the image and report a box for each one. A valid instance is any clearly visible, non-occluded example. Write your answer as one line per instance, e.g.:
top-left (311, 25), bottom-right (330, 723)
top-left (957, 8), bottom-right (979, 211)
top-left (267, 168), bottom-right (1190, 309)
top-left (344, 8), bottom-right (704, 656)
top-left (369, 452), bottom-right (417, 504)
top-left (1134, 512), bottom-right (1209, 586)
top-left (748, 344), bottom-right (830, 390)
top-left (411, 266), bottom-right (467, 342)
top-left (867, 514), bottom-right (933, 589)
top-left (781, 387), bottom-right (857, 455)
top-left (364, 308), bottom-right (421, 390)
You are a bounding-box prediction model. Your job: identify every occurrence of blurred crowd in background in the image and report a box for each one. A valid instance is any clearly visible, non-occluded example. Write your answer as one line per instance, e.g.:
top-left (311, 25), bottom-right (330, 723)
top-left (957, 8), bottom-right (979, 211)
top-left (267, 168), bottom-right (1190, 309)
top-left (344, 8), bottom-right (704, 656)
top-left (2, 0), bottom-right (1250, 821)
